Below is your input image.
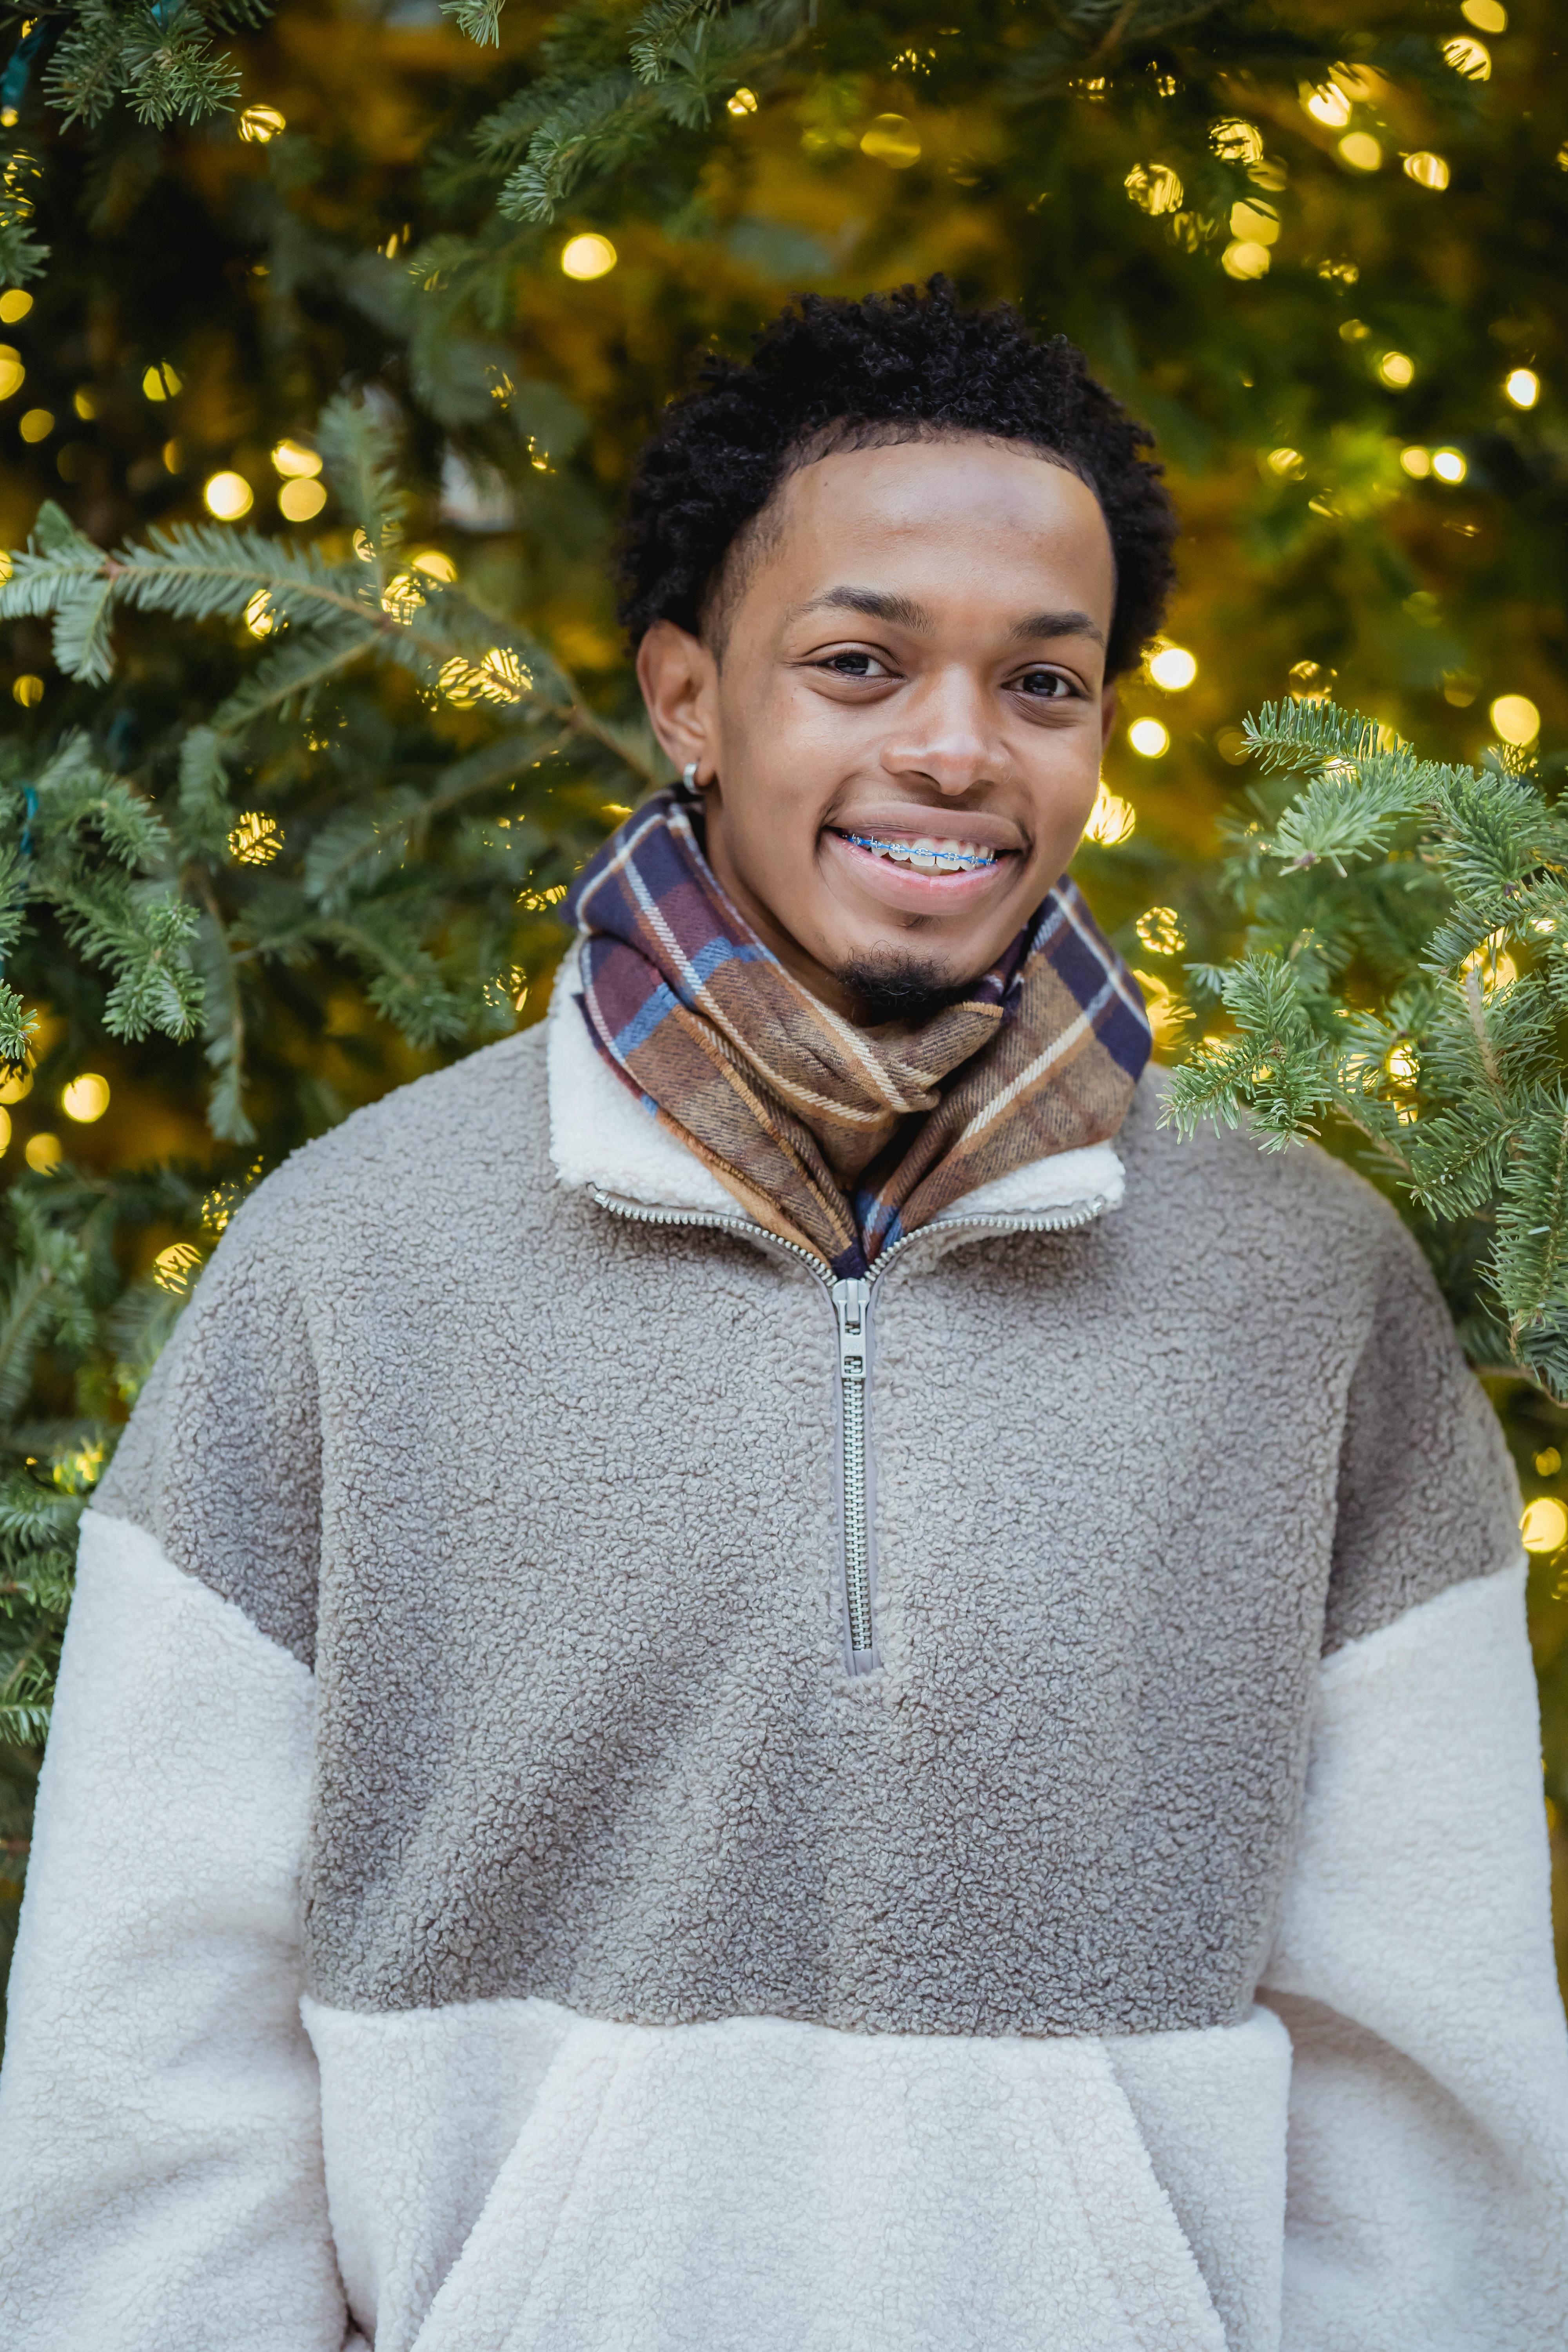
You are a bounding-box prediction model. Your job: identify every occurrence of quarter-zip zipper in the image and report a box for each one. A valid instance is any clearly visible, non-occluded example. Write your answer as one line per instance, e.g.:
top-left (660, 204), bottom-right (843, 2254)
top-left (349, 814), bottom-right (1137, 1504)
top-left (590, 1186), bottom-right (1111, 1675)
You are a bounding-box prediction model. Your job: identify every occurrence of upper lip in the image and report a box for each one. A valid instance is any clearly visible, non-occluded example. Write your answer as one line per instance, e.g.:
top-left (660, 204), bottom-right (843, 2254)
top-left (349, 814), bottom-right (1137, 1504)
top-left (826, 808), bottom-right (1025, 853)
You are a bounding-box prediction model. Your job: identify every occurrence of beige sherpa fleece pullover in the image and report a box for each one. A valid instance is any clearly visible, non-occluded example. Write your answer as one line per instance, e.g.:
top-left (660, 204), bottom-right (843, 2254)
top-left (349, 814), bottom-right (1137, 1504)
top-left (2, 945), bottom-right (1567, 2352)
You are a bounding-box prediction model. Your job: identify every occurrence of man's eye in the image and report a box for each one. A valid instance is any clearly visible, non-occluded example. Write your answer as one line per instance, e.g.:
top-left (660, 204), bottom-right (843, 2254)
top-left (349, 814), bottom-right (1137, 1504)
top-left (818, 651), bottom-right (889, 679)
top-left (1014, 668), bottom-right (1074, 698)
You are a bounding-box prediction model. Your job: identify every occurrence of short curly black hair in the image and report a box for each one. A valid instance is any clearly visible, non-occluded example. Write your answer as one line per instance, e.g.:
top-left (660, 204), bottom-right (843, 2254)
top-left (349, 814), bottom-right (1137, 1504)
top-left (617, 278), bottom-right (1177, 679)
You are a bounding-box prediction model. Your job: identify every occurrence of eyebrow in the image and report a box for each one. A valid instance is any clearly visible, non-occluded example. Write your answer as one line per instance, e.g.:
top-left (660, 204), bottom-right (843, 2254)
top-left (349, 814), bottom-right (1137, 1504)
top-left (1009, 608), bottom-right (1107, 649)
top-left (796, 587), bottom-right (1106, 650)
top-left (797, 587), bottom-right (933, 630)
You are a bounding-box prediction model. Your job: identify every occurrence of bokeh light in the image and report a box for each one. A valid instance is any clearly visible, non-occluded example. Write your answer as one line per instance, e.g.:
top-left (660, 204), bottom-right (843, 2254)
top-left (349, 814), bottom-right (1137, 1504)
top-left (1522, 1497), bottom-right (1568, 1553)
top-left (1128, 717), bottom-right (1171, 757)
top-left (1148, 644), bottom-right (1198, 691)
top-left (61, 1074), bottom-right (110, 1123)
top-left (860, 115), bottom-right (921, 168)
top-left (560, 233), bottom-right (617, 279)
top-left (203, 470), bottom-right (254, 519)
top-left (1490, 694), bottom-right (1541, 746)
top-left (278, 476), bottom-right (326, 521)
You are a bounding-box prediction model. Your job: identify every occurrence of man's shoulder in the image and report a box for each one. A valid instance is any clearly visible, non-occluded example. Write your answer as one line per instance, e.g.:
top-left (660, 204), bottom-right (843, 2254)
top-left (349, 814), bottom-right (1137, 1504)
top-left (229, 1024), bottom-right (553, 1261)
top-left (1116, 1063), bottom-right (1417, 1289)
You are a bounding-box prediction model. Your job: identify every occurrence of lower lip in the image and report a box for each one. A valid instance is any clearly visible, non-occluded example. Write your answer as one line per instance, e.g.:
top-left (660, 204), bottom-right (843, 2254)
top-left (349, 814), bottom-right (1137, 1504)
top-left (822, 829), bottom-right (1018, 911)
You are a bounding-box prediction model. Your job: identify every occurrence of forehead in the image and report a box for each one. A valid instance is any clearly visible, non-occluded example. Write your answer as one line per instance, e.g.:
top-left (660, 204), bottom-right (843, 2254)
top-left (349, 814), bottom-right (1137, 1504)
top-left (757, 434), bottom-right (1116, 626)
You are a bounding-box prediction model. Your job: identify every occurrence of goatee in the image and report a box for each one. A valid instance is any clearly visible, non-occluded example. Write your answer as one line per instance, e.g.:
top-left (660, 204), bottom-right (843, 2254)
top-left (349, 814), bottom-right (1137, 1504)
top-left (836, 951), bottom-right (985, 1029)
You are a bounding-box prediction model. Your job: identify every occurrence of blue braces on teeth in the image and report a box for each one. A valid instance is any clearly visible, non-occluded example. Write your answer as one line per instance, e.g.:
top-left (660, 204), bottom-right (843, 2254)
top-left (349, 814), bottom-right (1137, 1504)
top-left (842, 833), bottom-right (996, 871)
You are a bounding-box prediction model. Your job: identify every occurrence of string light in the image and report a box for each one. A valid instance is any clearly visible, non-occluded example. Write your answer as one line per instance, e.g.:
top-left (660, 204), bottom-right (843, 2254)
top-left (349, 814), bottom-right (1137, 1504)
top-left (560, 233), bottom-right (617, 279)
top-left (1505, 368), bottom-right (1540, 408)
top-left (1148, 644), bottom-right (1198, 690)
top-left (1443, 35), bottom-right (1491, 80)
top-left (1128, 717), bottom-right (1170, 757)
top-left (278, 477), bottom-right (326, 521)
top-left (1490, 694), bottom-right (1540, 745)
top-left (1125, 163), bottom-right (1183, 214)
top-left (1522, 1498), bottom-right (1567, 1553)
top-left (1222, 240), bottom-right (1270, 279)
top-left (1403, 152), bottom-right (1449, 191)
top-left (203, 470), bottom-right (253, 519)
top-left (238, 104), bottom-right (286, 143)
top-left (1338, 132), bottom-right (1382, 171)
top-left (60, 1074), bottom-right (109, 1123)
top-left (1377, 351), bottom-right (1415, 388)
top-left (1301, 83), bottom-right (1350, 128)
top-left (1083, 782), bottom-right (1136, 844)
top-left (860, 115), bottom-right (921, 167)
top-left (1431, 447), bottom-right (1467, 484)
top-left (271, 439), bottom-right (321, 477)
top-left (1399, 446), bottom-right (1432, 477)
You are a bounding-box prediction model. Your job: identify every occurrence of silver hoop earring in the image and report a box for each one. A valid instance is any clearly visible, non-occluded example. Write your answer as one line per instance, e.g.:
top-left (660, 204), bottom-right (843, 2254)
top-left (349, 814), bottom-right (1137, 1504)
top-left (682, 761), bottom-right (700, 790)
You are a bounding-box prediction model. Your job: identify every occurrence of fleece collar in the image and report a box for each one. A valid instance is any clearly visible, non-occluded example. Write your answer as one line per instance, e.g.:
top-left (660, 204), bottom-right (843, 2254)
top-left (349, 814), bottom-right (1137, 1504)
top-left (545, 943), bottom-right (1125, 1235)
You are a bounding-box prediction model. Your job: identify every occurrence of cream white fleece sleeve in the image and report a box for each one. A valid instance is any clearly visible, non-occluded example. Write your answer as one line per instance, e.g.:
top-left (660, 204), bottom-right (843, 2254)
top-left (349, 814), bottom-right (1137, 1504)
top-left (0, 1509), bottom-right (348, 2352)
top-left (1261, 1560), bottom-right (1568, 2351)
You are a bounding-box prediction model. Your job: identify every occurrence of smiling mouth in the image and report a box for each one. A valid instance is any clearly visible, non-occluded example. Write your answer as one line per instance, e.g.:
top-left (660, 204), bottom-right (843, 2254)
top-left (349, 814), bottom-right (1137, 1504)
top-left (835, 830), bottom-right (1009, 876)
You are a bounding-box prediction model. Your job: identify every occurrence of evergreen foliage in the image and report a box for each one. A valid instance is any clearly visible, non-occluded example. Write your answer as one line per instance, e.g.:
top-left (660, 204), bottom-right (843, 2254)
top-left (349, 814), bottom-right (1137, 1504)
top-left (2, 0), bottom-right (1568, 2001)
top-left (1163, 699), bottom-right (1568, 1396)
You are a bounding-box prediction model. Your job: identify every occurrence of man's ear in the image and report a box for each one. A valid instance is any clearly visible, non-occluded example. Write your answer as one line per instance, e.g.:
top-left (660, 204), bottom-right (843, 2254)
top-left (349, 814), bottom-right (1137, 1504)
top-left (636, 619), bottom-right (720, 782)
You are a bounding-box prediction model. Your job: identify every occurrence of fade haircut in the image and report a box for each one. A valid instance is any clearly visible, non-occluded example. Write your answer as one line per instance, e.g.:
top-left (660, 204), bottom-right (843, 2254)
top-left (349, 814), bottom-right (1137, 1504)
top-left (617, 276), bottom-right (1178, 678)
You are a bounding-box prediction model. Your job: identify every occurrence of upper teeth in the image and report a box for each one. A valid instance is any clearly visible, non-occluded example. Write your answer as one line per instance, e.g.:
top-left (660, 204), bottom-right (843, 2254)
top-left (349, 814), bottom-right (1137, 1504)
top-left (843, 833), bottom-right (998, 873)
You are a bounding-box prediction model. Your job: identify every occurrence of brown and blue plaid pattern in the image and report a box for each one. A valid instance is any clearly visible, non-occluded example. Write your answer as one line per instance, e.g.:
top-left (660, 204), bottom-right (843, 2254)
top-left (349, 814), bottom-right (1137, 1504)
top-left (567, 791), bottom-right (1151, 1276)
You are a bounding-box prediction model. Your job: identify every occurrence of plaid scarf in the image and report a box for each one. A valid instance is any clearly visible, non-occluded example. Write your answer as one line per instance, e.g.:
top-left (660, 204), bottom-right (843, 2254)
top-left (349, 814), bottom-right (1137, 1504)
top-left (566, 791), bottom-right (1150, 1277)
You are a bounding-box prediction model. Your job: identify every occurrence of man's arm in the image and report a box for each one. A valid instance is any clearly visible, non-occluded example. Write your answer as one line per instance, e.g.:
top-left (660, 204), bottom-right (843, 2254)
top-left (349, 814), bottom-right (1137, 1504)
top-left (1261, 1218), bottom-right (1568, 2349)
top-left (0, 1207), bottom-right (351, 2350)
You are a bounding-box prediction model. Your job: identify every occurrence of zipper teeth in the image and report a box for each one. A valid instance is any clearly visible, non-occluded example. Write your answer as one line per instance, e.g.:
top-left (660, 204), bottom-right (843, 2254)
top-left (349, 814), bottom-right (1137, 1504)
top-left (588, 1188), bottom-right (1110, 1275)
top-left (591, 1185), bottom-right (1110, 1672)
top-left (839, 1371), bottom-right (871, 1653)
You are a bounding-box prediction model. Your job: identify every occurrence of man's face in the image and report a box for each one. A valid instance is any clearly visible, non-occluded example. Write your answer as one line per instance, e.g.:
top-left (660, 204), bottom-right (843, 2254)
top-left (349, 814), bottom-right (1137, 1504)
top-left (635, 433), bottom-right (1119, 1019)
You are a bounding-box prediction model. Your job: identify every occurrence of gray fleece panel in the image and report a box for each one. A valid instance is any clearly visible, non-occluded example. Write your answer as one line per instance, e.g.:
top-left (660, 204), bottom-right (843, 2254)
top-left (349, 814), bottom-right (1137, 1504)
top-left (97, 1034), bottom-right (1521, 2038)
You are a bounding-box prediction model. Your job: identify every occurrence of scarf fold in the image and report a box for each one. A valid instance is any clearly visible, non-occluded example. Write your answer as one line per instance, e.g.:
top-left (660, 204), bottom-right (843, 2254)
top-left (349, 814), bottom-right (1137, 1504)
top-left (565, 790), bottom-right (1151, 1276)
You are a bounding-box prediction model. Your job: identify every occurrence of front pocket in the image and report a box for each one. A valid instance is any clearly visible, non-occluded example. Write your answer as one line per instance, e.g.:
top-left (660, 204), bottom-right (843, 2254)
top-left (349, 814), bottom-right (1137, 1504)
top-left (406, 2010), bottom-right (1230, 2352)
top-left (408, 2015), bottom-right (628, 2352)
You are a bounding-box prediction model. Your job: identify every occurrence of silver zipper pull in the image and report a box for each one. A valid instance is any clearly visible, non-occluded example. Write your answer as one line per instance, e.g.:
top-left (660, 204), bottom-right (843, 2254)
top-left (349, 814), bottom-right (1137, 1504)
top-left (831, 1276), bottom-right (869, 1376)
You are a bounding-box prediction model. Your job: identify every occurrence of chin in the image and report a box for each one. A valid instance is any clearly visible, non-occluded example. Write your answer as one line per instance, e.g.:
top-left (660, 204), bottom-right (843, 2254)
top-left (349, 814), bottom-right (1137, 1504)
top-left (833, 947), bottom-right (991, 1027)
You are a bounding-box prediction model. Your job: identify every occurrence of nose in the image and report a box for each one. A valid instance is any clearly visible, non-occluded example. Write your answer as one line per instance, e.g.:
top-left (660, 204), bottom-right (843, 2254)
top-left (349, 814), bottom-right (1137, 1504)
top-left (878, 666), bottom-right (1002, 797)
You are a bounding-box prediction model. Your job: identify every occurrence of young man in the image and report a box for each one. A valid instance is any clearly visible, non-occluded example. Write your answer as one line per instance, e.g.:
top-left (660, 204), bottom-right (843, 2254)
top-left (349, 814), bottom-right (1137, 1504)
top-left (2, 281), bottom-right (1565, 2350)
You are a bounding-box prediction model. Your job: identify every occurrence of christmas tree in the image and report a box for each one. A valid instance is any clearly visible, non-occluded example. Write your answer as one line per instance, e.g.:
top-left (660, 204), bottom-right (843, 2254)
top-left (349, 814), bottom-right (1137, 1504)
top-left (2, 0), bottom-right (1567, 2008)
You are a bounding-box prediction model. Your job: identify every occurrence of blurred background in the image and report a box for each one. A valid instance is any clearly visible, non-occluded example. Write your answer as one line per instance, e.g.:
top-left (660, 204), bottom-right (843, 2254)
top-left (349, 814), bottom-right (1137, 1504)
top-left (2, 0), bottom-right (1566, 2007)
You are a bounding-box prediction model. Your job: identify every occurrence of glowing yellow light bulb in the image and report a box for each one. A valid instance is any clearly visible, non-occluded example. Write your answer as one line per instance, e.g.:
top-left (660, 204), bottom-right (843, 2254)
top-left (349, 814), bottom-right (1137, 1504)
top-left (203, 470), bottom-right (254, 519)
top-left (1505, 368), bottom-right (1540, 409)
top-left (1403, 151), bottom-right (1449, 191)
top-left (1128, 717), bottom-right (1171, 758)
top-left (61, 1073), bottom-right (109, 1123)
top-left (560, 234), bottom-right (617, 280)
top-left (1148, 644), bottom-right (1198, 691)
top-left (1522, 1497), bottom-right (1567, 1553)
top-left (278, 476), bottom-right (326, 521)
top-left (1490, 694), bottom-right (1540, 746)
